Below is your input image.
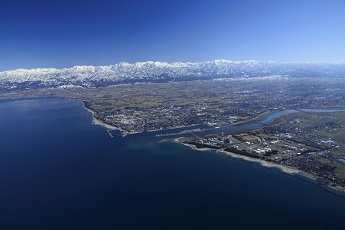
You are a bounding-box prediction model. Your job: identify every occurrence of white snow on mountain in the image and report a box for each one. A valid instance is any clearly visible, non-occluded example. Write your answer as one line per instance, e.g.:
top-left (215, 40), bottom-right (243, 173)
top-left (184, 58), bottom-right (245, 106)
top-left (0, 60), bottom-right (344, 90)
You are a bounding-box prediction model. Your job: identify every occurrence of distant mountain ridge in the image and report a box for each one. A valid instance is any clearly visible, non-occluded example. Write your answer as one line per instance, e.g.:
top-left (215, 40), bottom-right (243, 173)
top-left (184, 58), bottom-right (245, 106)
top-left (1, 60), bottom-right (345, 91)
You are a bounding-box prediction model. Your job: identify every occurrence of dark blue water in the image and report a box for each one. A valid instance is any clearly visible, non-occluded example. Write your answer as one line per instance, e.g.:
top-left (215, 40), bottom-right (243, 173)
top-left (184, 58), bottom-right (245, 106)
top-left (1, 98), bottom-right (345, 230)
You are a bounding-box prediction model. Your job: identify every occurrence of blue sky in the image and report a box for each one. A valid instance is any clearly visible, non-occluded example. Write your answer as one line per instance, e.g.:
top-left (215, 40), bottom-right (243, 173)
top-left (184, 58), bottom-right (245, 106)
top-left (1, 0), bottom-right (345, 71)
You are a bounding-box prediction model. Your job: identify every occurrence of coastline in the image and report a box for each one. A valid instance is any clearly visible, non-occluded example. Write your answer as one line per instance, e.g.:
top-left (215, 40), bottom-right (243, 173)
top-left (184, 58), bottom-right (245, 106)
top-left (175, 138), bottom-right (345, 195)
top-left (175, 138), bottom-right (301, 175)
top-left (80, 101), bottom-right (205, 137)
top-left (80, 101), bottom-right (345, 195)
top-left (217, 149), bottom-right (301, 175)
top-left (80, 101), bottom-right (119, 131)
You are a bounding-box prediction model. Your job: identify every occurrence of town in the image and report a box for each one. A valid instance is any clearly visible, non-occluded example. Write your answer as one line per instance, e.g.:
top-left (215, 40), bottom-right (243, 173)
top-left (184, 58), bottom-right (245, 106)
top-left (63, 76), bottom-right (345, 135)
top-left (1, 76), bottom-right (345, 191)
top-left (180, 111), bottom-right (345, 190)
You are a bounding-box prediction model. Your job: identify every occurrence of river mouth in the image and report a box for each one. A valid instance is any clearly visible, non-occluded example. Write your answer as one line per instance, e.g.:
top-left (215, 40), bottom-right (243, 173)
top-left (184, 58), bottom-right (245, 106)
top-left (2, 98), bottom-right (345, 229)
top-left (109, 109), bottom-right (345, 140)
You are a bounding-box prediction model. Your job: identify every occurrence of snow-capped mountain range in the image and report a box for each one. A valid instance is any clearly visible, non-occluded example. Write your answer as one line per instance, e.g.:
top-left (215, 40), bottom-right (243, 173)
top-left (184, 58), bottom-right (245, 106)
top-left (1, 60), bottom-right (344, 91)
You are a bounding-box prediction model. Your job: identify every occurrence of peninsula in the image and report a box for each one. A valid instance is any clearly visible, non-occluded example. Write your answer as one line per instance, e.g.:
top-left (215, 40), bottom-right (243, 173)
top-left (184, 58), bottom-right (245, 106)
top-left (177, 110), bottom-right (345, 192)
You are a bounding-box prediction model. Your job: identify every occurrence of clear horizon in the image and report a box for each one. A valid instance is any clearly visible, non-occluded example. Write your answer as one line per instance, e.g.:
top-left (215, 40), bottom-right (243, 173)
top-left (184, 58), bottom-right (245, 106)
top-left (1, 0), bottom-right (345, 72)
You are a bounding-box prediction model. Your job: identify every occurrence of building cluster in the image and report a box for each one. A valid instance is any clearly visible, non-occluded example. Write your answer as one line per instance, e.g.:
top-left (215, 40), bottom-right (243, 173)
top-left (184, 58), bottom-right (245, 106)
top-left (185, 111), bottom-right (345, 189)
top-left (88, 78), bottom-right (345, 134)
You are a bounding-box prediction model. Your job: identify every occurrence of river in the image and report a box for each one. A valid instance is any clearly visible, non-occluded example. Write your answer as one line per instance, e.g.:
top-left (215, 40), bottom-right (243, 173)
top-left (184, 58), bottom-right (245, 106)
top-left (1, 98), bottom-right (345, 229)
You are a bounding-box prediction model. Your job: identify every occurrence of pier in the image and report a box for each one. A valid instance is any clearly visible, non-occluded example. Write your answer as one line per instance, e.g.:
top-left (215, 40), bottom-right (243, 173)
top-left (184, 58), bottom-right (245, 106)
top-left (106, 130), bottom-right (114, 138)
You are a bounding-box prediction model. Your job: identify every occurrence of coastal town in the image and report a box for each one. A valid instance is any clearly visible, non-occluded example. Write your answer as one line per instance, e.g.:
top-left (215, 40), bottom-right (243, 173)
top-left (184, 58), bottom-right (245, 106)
top-left (77, 77), bottom-right (345, 136)
top-left (72, 77), bottom-right (345, 191)
top-left (1, 76), bottom-right (345, 192)
top-left (3, 76), bottom-right (344, 136)
top-left (179, 111), bottom-right (345, 191)
top-left (2, 0), bottom-right (345, 227)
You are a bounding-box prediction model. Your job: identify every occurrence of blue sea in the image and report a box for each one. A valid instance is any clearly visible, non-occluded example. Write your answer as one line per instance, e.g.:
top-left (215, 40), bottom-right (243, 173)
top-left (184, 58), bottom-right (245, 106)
top-left (1, 98), bottom-right (345, 230)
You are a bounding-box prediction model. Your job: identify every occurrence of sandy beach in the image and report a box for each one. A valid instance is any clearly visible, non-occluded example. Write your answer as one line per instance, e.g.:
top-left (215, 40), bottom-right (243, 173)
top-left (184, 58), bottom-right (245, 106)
top-left (217, 149), bottom-right (301, 175)
top-left (175, 137), bottom-right (305, 176)
top-left (81, 101), bottom-right (119, 131)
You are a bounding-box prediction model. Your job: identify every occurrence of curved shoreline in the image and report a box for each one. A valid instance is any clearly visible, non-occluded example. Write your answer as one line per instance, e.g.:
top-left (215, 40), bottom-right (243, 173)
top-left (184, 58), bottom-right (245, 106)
top-left (82, 101), bottom-right (345, 195)
top-left (218, 149), bottom-right (301, 175)
top-left (80, 101), bottom-right (119, 131)
top-left (175, 138), bottom-right (345, 196)
top-left (176, 138), bottom-right (301, 175)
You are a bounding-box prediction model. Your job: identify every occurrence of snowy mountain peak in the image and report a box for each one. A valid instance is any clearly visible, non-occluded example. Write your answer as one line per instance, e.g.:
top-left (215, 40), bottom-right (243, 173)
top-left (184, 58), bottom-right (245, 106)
top-left (1, 60), bottom-right (344, 91)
